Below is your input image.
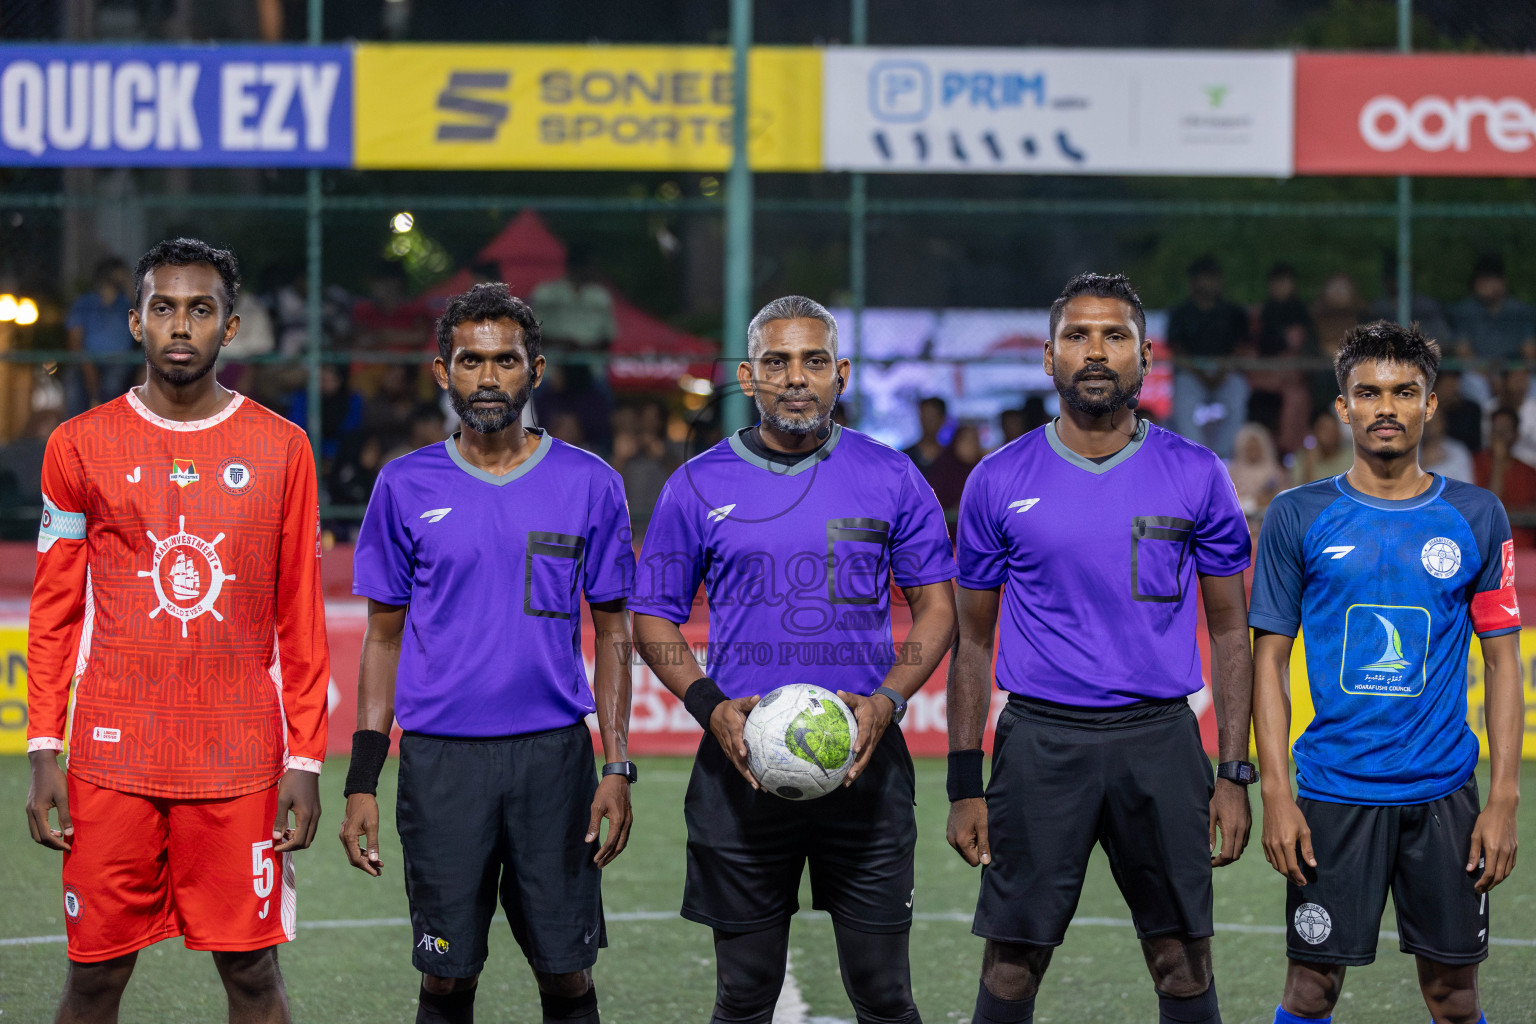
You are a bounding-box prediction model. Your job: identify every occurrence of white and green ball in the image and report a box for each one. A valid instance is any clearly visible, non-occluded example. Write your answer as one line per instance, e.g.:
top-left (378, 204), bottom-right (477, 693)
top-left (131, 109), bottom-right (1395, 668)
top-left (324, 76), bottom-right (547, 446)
top-left (744, 683), bottom-right (859, 800)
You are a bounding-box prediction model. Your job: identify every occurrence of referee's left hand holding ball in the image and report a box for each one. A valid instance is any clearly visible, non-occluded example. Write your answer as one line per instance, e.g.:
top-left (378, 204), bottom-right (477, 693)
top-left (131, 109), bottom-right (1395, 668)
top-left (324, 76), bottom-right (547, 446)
top-left (837, 690), bottom-right (894, 787)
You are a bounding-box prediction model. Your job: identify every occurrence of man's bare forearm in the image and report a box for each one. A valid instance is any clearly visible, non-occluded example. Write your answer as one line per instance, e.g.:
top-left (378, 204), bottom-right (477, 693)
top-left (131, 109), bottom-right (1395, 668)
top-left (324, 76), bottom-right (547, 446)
top-left (356, 603), bottom-right (405, 734)
top-left (881, 582), bottom-right (956, 700)
top-left (1481, 633), bottom-right (1524, 807)
top-left (1198, 573), bottom-right (1254, 764)
top-left (592, 605), bottom-right (632, 764)
top-left (947, 587), bottom-right (1000, 753)
top-left (1209, 624), bottom-right (1254, 763)
top-left (1252, 632), bottom-right (1296, 800)
top-left (632, 613), bottom-right (707, 699)
top-left (947, 640), bottom-right (992, 751)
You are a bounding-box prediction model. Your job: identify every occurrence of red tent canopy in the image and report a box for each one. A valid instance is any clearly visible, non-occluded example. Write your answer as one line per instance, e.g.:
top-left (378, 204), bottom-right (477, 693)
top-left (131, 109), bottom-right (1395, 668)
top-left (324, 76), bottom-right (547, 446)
top-left (425, 210), bottom-right (716, 391)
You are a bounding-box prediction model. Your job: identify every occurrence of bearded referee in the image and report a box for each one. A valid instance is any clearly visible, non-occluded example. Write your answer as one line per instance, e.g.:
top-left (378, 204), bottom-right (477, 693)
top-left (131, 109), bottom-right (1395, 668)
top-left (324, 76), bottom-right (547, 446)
top-left (632, 296), bottom-right (956, 1024)
top-left (947, 273), bottom-right (1255, 1024)
top-left (339, 284), bottom-right (635, 1024)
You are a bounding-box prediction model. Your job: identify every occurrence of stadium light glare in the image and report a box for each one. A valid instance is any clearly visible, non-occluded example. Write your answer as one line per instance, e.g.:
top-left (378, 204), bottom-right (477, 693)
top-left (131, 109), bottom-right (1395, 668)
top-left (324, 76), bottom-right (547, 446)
top-left (391, 211), bottom-right (415, 234)
top-left (0, 295), bottom-right (16, 321)
top-left (14, 298), bottom-right (38, 326)
top-left (679, 374), bottom-right (713, 395)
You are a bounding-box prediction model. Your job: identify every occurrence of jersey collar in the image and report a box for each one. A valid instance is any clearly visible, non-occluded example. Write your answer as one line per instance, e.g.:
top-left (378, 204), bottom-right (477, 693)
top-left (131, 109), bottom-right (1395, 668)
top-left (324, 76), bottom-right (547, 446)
top-left (1043, 417), bottom-right (1147, 475)
top-left (1332, 472), bottom-right (1445, 511)
top-left (126, 387), bottom-right (245, 432)
top-left (444, 428), bottom-right (553, 486)
top-left (727, 423), bottom-right (842, 477)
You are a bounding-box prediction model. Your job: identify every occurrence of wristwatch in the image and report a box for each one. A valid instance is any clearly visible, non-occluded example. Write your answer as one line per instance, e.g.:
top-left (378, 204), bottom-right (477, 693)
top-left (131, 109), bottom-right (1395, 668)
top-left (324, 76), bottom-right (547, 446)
top-left (602, 761), bottom-right (638, 784)
top-left (872, 686), bottom-right (908, 724)
top-left (1216, 760), bottom-right (1259, 785)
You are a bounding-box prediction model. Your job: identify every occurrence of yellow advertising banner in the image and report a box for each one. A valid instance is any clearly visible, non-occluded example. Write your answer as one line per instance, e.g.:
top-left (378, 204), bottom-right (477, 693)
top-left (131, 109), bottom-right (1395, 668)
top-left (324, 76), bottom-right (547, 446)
top-left (1286, 631), bottom-right (1536, 759)
top-left (353, 45), bottom-right (821, 171)
top-left (0, 626), bottom-right (30, 754)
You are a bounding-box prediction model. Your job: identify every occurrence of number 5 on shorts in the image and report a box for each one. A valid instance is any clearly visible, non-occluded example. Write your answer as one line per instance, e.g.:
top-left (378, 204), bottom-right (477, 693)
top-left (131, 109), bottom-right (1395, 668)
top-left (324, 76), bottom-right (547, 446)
top-left (252, 840), bottom-right (274, 918)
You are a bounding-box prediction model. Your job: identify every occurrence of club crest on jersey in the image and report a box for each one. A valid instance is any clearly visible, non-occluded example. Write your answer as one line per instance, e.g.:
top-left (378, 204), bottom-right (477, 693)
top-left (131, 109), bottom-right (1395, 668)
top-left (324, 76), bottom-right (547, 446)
top-left (169, 459), bottom-right (200, 488)
top-left (63, 886), bottom-right (82, 921)
top-left (1421, 536), bottom-right (1461, 579)
top-left (136, 516), bottom-right (236, 637)
top-left (218, 458), bottom-right (253, 495)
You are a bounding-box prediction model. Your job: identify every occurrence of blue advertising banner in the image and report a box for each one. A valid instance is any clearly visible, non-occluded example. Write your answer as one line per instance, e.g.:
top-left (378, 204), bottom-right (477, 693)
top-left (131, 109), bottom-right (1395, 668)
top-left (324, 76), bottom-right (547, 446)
top-left (0, 45), bottom-right (352, 166)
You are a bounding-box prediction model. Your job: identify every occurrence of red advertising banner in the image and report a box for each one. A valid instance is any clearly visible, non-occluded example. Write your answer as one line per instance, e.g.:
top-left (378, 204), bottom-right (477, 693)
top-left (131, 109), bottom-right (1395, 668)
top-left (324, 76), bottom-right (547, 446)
top-left (1296, 53), bottom-right (1536, 176)
top-left (323, 595), bottom-right (1223, 759)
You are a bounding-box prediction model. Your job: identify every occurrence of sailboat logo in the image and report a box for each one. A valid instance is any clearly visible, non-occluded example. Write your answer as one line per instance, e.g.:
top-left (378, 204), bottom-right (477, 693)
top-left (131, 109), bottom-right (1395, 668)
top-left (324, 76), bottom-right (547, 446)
top-left (168, 550), bottom-right (202, 601)
top-left (1359, 613), bottom-right (1413, 672)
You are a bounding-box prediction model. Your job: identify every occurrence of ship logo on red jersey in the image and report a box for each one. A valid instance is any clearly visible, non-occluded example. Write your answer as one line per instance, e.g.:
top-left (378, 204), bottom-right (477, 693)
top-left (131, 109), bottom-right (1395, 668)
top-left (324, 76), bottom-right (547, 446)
top-left (169, 460), bottom-right (199, 487)
top-left (135, 516), bottom-right (237, 637)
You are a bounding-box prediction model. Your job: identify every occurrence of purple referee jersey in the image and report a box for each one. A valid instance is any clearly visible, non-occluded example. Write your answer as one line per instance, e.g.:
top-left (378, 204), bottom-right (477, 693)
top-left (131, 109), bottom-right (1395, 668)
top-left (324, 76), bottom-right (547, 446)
top-left (956, 420), bottom-right (1250, 707)
top-left (632, 425), bottom-right (956, 698)
top-left (352, 430), bottom-right (634, 736)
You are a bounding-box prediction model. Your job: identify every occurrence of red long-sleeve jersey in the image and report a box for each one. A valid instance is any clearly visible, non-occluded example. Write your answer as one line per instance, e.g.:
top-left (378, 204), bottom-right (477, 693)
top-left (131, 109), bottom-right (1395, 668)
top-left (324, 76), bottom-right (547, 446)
top-left (27, 390), bottom-right (329, 799)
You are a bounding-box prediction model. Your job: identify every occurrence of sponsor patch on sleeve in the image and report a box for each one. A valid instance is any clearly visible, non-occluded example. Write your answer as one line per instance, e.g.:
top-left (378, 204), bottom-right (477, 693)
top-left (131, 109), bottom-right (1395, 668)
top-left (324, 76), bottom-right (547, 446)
top-left (1502, 539), bottom-right (1517, 589)
top-left (37, 494), bottom-right (86, 553)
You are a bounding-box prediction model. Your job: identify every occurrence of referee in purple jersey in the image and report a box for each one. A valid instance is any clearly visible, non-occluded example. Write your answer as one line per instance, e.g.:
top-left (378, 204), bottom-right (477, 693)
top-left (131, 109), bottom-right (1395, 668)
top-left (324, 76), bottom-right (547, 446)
top-left (947, 274), bottom-right (1256, 1024)
top-left (339, 284), bottom-right (636, 1024)
top-left (633, 296), bottom-right (957, 1024)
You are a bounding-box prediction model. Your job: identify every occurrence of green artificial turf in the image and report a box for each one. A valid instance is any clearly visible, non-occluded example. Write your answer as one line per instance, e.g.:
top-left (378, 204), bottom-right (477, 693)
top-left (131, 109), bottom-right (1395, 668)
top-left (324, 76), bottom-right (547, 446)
top-left (1, 757), bottom-right (1532, 1022)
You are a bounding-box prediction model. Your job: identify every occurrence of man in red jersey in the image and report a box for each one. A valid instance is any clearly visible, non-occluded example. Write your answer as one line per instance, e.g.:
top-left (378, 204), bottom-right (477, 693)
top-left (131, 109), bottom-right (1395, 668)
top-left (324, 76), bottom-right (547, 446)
top-left (24, 238), bottom-right (329, 1024)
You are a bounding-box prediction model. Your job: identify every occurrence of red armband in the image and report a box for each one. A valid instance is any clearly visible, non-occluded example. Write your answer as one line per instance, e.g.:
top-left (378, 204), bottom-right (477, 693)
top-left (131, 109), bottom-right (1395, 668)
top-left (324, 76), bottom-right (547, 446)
top-left (1471, 540), bottom-right (1521, 634)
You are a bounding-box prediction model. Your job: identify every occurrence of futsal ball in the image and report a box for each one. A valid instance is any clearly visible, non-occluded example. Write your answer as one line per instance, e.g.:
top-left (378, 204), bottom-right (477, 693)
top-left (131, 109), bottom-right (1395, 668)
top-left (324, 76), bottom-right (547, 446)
top-left (744, 683), bottom-right (858, 800)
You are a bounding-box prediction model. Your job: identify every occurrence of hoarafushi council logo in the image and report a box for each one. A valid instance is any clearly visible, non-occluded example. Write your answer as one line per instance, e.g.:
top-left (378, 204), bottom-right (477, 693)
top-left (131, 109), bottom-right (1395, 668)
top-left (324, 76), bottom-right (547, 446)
top-left (219, 457), bottom-right (254, 495)
top-left (136, 515), bottom-right (236, 637)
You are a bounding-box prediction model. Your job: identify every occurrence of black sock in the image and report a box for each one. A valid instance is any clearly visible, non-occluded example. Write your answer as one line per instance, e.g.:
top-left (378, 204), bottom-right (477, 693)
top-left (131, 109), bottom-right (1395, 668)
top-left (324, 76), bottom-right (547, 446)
top-left (1159, 983), bottom-right (1220, 1024)
top-left (540, 981), bottom-right (599, 1023)
top-left (417, 983), bottom-right (475, 1024)
top-left (973, 983), bottom-right (1034, 1024)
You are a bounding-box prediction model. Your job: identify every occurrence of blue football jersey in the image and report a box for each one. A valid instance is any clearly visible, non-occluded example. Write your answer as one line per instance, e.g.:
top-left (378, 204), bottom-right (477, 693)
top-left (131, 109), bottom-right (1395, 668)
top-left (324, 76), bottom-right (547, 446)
top-left (1250, 474), bottom-right (1519, 806)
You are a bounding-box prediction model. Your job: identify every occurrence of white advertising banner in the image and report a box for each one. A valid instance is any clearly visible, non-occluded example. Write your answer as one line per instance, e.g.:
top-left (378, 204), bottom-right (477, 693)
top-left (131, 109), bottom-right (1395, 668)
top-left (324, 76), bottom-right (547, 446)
top-left (823, 48), bottom-right (1294, 176)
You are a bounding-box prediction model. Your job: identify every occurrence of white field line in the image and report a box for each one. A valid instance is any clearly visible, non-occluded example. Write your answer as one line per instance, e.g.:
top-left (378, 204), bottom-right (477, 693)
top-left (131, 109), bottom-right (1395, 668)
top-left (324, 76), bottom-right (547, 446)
top-left (4, 912), bottom-right (1534, 949)
top-left (772, 948), bottom-right (811, 1024)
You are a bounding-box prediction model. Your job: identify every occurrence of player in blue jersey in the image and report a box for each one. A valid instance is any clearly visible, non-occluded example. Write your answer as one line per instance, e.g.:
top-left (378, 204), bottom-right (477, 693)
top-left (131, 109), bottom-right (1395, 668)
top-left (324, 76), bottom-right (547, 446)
top-left (339, 284), bottom-right (636, 1024)
top-left (1250, 321), bottom-right (1523, 1024)
top-left (632, 295), bottom-right (957, 1024)
top-left (948, 274), bottom-right (1256, 1024)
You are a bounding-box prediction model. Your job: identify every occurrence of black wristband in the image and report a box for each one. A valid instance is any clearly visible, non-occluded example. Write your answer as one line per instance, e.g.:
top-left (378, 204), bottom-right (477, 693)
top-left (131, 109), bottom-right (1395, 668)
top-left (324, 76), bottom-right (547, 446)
top-left (947, 749), bottom-right (986, 802)
top-left (343, 730), bottom-right (391, 797)
top-left (682, 676), bottom-right (729, 731)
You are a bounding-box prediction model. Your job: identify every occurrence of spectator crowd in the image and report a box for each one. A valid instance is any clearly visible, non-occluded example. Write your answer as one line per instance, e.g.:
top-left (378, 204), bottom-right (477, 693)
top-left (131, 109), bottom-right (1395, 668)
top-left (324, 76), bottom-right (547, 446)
top-left (5, 251), bottom-right (1536, 546)
top-left (902, 253), bottom-right (1536, 541)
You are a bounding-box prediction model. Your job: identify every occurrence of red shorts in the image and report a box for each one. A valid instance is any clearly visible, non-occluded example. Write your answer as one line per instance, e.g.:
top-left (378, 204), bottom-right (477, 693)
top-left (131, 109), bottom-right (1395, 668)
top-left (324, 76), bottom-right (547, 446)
top-left (61, 774), bottom-right (294, 963)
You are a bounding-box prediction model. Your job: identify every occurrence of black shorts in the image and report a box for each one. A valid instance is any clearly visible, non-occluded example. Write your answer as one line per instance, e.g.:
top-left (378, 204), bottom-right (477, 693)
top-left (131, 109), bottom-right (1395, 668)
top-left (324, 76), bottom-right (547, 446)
top-left (1286, 777), bottom-right (1488, 967)
top-left (397, 724), bottom-right (605, 977)
top-left (974, 696), bottom-right (1215, 946)
top-left (682, 724), bottom-right (917, 934)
